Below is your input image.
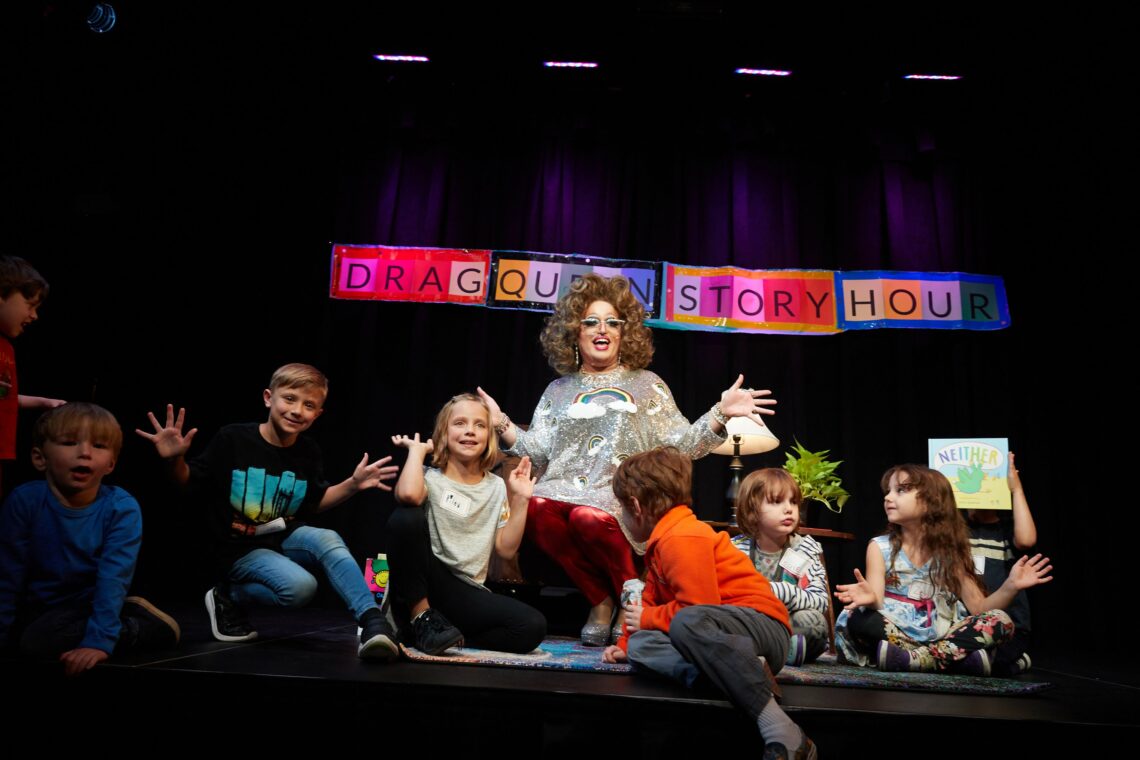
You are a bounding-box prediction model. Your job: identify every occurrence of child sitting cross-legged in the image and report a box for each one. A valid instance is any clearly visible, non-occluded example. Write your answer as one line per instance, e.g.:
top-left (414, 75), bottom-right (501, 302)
top-left (732, 468), bottom-right (830, 666)
top-left (602, 447), bottom-right (816, 760)
top-left (834, 464), bottom-right (1052, 675)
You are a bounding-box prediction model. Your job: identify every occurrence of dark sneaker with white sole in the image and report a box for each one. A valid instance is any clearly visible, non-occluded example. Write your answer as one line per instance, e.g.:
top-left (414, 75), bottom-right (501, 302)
top-left (358, 609), bottom-right (400, 661)
top-left (205, 585), bottom-right (258, 642)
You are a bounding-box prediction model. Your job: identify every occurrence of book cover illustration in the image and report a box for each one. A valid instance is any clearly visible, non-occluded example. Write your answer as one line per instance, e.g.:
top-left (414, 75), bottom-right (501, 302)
top-left (928, 438), bottom-right (1011, 510)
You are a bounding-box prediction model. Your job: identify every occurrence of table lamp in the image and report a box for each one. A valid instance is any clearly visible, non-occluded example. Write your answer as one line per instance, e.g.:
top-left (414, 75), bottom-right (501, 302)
top-left (712, 417), bottom-right (780, 524)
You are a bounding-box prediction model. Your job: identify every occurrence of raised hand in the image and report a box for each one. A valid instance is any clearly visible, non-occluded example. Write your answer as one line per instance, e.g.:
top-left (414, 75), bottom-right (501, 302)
top-left (1007, 554), bottom-right (1053, 590)
top-left (1007, 452), bottom-right (1023, 493)
top-left (476, 387), bottom-right (508, 428)
top-left (476, 386), bottom-right (506, 429)
top-left (390, 433), bottom-right (434, 458)
top-left (135, 404), bottom-right (197, 459)
top-left (351, 454), bottom-right (400, 492)
top-left (718, 374), bottom-right (777, 420)
top-left (506, 455), bottom-right (536, 502)
top-left (835, 569), bottom-right (877, 611)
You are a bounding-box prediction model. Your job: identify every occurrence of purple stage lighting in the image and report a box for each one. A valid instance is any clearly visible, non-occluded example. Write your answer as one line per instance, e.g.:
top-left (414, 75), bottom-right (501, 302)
top-left (903, 74), bottom-right (961, 80)
top-left (735, 68), bottom-right (792, 77)
top-left (373, 54), bottom-right (430, 63)
top-left (543, 61), bottom-right (599, 69)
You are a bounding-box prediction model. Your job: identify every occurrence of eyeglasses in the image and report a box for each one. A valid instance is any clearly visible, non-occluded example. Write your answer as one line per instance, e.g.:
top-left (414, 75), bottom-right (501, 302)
top-left (580, 317), bottom-right (626, 330)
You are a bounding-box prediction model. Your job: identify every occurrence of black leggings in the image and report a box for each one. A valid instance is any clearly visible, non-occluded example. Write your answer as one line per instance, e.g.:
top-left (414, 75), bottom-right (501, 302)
top-left (386, 506), bottom-right (546, 654)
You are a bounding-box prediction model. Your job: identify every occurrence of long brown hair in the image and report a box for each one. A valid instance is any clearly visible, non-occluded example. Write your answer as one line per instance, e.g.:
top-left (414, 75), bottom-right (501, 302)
top-left (881, 464), bottom-right (984, 600)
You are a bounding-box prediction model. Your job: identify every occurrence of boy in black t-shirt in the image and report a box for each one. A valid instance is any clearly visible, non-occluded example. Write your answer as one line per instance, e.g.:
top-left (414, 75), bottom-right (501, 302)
top-left (138, 363), bottom-right (400, 659)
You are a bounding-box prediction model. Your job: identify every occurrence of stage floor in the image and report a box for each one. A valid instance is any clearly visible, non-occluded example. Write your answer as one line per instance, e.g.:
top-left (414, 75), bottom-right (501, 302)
top-left (7, 605), bottom-right (1137, 754)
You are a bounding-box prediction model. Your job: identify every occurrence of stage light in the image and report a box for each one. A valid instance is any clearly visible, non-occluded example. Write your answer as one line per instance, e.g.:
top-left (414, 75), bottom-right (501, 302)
top-left (372, 54), bottom-right (430, 62)
top-left (735, 68), bottom-right (792, 77)
top-left (543, 61), bottom-right (599, 68)
top-left (902, 74), bottom-right (961, 80)
top-left (86, 3), bottom-right (116, 34)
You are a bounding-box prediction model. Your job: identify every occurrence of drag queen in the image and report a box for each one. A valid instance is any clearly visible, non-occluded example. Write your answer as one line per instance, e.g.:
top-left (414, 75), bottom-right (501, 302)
top-left (479, 274), bottom-right (776, 644)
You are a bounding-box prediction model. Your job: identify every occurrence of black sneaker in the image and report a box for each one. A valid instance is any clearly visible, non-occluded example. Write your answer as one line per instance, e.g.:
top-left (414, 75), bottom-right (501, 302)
top-left (205, 585), bottom-right (258, 642)
top-left (358, 609), bottom-right (399, 661)
top-left (412, 608), bottom-right (464, 655)
top-left (122, 596), bottom-right (181, 648)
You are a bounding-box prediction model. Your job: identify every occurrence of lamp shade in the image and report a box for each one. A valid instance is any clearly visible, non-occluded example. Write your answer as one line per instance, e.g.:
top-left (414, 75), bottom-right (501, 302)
top-left (712, 417), bottom-right (780, 456)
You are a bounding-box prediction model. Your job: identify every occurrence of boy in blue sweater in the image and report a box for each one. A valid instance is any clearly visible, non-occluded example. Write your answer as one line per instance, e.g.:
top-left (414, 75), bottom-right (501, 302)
top-left (0, 403), bottom-right (179, 675)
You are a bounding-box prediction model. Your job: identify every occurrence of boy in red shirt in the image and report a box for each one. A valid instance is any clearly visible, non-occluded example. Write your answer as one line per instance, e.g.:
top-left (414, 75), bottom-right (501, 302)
top-left (602, 447), bottom-right (816, 760)
top-left (0, 256), bottom-right (65, 497)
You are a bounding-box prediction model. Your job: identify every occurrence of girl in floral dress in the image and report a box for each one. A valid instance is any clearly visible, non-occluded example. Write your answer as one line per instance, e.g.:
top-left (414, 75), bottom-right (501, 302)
top-left (833, 464), bottom-right (1052, 675)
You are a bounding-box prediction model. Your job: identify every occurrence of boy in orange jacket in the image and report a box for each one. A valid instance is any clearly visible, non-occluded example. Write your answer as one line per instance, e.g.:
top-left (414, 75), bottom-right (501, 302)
top-left (602, 447), bottom-right (816, 760)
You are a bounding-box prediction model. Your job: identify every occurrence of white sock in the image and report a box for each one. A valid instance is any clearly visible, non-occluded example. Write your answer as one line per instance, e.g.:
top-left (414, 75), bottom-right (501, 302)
top-left (757, 697), bottom-right (802, 750)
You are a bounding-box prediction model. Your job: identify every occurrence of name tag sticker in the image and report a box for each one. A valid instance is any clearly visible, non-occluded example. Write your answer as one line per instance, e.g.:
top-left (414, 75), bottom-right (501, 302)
top-left (780, 548), bottom-right (810, 577)
top-left (440, 489), bottom-right (473, 517)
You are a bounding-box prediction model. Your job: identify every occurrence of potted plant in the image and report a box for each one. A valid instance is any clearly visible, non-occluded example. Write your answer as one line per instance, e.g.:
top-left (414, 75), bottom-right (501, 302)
top-left (783, 440), bottom-right (849, 522)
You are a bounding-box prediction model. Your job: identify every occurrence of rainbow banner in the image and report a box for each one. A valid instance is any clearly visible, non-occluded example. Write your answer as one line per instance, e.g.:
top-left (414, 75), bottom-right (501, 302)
top-left (329, 245), bottom-right (1010, 333)
top-left (836, 271), bottom-right (1009, 330)
top-left (329, 245), bottom-right (490, 304)
top-left (655, 264), bottom-right (838, 334)
top-left (489, 251), bottom-right (660, 317)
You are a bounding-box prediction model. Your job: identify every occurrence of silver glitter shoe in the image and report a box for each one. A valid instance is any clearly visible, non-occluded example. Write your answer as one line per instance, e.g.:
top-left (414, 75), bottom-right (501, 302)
top-left (580, 620), bottom-right (611, 647)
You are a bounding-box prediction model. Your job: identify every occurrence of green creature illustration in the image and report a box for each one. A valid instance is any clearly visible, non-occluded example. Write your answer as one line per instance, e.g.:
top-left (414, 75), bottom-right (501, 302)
top-left (956, 463), bottom-right (985, 494)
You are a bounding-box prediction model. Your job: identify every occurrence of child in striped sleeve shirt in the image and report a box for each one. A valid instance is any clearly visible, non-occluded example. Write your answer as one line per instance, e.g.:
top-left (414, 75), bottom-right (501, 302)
top-left (732, 468), bottom-right (830, 666)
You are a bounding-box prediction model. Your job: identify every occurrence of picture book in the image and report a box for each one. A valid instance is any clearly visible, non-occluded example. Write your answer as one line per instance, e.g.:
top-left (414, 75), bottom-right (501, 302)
top-left (928, 438), bottom-right (1011, 510)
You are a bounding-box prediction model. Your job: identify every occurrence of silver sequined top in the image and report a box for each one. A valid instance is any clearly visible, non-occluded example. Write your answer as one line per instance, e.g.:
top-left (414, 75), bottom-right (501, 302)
top-left (507, 367), bottom-right (726, 546)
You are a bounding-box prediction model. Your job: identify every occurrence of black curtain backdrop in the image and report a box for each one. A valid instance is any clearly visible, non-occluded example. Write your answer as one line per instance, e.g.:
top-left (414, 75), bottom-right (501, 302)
top-left (4, 5), bottom-right (1125, 676)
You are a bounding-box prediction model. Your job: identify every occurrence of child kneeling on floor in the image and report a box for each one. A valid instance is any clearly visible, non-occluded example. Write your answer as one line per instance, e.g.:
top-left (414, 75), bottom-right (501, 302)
top-left (603, 447), bottom-right (816, 760)
top-left (0, 403), bottom-right (179, 675)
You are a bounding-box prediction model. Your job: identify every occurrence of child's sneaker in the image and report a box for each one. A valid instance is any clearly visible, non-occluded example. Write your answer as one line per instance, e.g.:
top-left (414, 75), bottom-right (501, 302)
top-left (358, 609), bottom-right (399, 661)
top-left (412, 608), bottom-right (464, 655)
top-left (761, 733), bottom-right (818, 760)
top-left (205, 585), bottom-right (258, 642)
top-left (876, 640), bottom-right (913, 672)
top-left (1010, 652), bottom-right (1032, 675)
top-left (785, 634), bottom-right (807, 667)
top-left (947, 648), bottom-right (991, 677)
top-left (122, 596), bottom-right (181, 648)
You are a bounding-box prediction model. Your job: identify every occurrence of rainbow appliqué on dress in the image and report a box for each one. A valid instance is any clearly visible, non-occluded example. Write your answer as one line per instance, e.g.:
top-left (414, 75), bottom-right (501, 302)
top-left (567, 387), bottom-right (638, 419)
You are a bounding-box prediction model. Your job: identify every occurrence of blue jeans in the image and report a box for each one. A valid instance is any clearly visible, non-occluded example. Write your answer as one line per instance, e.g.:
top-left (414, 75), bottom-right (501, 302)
top-left (228, 526), bottom-right (376, 621)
